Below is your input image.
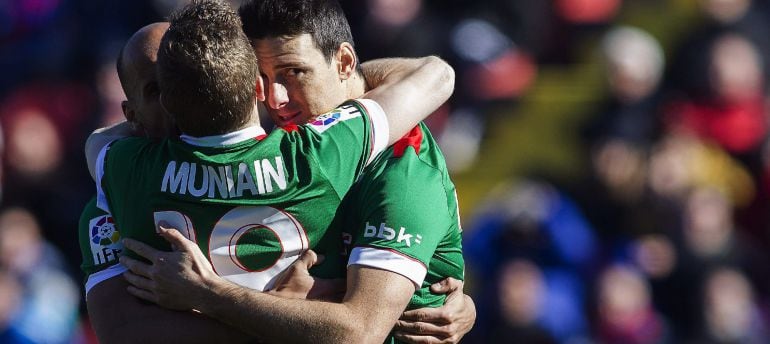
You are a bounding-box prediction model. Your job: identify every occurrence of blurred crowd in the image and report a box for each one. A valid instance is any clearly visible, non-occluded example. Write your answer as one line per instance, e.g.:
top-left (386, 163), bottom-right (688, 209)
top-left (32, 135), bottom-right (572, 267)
top-left (1, 0), bottom-right (770, 343)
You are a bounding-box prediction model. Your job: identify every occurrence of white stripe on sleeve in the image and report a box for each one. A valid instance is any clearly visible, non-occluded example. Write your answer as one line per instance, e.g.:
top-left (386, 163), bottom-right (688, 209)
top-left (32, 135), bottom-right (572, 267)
top-left (84, 263), bottom-right (128, 299)
top-left (354, 99), bottom-right (389, 165)
top-left (348, 246), bottom-right (426, 289)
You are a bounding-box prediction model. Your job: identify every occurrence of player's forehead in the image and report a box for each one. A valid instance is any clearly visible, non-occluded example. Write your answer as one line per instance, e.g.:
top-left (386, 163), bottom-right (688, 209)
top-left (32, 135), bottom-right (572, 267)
top-left (251, 33), bottom-right (327, 68)
top-left (122, 24), bottom-right (166, 95)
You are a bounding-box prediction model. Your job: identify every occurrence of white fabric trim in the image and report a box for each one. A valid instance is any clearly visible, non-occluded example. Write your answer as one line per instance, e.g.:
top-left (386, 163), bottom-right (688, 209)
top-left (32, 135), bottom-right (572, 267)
top-left (354, 99), bottom-right (390, 166)
top-left (348, 247), bottom-right (426, 289)
top-left (95, 143), bottom-right (113, 213)
top-left (85, 264), bottom-right (128, 299)
top-left (180, 126), bottom-right (267, 147)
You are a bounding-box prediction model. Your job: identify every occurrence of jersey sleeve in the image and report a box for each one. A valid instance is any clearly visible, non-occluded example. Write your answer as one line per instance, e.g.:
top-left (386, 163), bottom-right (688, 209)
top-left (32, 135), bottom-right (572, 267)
top-left (78, 197), bottom-right (126, 297)
top-left (303, 99), bottom-right (389, 198)
top-left (347, 156), bottom-right (458, 289)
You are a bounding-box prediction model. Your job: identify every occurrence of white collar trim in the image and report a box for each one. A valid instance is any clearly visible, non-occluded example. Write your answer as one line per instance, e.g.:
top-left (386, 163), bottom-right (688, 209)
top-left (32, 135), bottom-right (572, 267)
top-left (180, 126), bottom-right (266, 147)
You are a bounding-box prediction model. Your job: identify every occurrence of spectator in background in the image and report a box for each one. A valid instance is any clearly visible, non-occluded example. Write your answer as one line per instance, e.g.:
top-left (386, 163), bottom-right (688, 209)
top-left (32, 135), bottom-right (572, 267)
top-left (665, 32), bottom-right (767, 158)
top-left (575, 26), bottom-right (666, 240)
top-left (700, 267), bottom-right (768, 343)
top-left (491, 259), bottom-right (556, 344)
top-left (0, 207), bottom-right (79, 344)
top-left (465, 178), bottom-right (597, 342)
top-left (595, 264), bottom-right (669, 344)
top-left (0, 270), bottom-right (26, 344)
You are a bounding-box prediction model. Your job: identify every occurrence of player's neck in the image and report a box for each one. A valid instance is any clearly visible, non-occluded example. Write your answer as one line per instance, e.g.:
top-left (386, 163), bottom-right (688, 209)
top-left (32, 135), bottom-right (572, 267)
top-left (346, 72), bottom-right (367, 99)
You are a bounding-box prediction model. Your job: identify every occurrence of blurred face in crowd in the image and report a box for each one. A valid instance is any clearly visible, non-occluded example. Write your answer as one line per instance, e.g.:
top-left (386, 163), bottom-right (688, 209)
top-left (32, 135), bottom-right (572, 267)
top-left (700, 0), bottom-right (750, 23)
top-left (498, 259), bottom-right (544, 325)
top-left (252, 34), bottom-right (355, 126)
top-left (119, 22), bottom-right (175, 139)
top-left (709, 33), bottom-right (763, 103)
top-left (0, 208), bottom-right (42, 273)
top-left (598, 265), bottom-right (651, 325)
top-left (704, 267), bottom-right (754, 340)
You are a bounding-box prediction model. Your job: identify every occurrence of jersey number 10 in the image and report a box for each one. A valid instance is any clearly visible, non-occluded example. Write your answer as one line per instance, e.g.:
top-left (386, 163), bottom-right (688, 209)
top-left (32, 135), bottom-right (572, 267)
top-left (153, 206), bottom-right (309, 291)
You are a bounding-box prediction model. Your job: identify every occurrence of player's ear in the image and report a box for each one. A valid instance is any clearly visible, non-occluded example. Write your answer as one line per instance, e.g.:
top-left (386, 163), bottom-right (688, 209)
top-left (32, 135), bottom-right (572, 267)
top-left (255, 75), bottom-right (266, 102)
top-left (337, 42), bottom-right (357, 81)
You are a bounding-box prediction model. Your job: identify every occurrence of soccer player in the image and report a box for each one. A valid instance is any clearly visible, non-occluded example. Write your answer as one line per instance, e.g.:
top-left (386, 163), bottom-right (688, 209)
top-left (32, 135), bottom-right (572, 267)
top-left (87, 1), bottom-right (456, 343)
top-left (119, 0), bottom-right (473, 343)
top-left (243, 1), bottom-right (473, 341)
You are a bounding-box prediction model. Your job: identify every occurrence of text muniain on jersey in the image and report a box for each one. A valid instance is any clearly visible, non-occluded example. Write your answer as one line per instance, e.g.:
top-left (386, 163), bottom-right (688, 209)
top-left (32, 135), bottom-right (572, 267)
top-left (160, 157), bottom-right (287, 198)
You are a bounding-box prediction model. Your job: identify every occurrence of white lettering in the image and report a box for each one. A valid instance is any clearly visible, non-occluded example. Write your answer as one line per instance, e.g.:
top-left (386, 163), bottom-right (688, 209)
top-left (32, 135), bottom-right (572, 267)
top-left (225, 165), bottom-right (236, 198)
top-left (188, 163), bottom-right (209, 197)
top-left (377, 223), bottom-right (396, 240)
top-left (208, 166), bottom-right (228, 198)
top-left (396, 227), bottom-right (413, 247)
top-left (253, 161), bottom-right (266, 194)
top-left (262, 157), bottom-right (287, 192)
top-left (236, 162), bottom-right (258, 197)
top-left (364, 222), bottom-right (377, 237)
top-left (161, 161), bottom-right (189, 194)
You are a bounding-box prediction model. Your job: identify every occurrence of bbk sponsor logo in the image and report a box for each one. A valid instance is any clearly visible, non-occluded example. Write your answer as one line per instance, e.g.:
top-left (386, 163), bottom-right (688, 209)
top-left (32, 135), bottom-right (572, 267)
top-left (363, 222), bottom-right (422, 247)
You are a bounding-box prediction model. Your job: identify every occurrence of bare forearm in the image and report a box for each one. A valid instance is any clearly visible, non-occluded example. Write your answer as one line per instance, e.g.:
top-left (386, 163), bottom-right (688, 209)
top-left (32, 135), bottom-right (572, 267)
top-left (88, 277), bottom-right (252, 344)
top-left (202, 279), bottom-right (364, 344)
top-left (197, 267), bottom-right (414, 344)
top-left (360, 56), bottom-right (455, 144)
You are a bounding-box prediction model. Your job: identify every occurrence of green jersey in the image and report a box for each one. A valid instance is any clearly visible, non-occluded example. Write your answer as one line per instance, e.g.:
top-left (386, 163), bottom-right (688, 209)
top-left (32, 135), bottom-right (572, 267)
top-left (79, 196), bottom-right (125, 294)
top-left (92, 100), bottom-right (389, 292)
top-left (341, 123), bottom-right (465, 317)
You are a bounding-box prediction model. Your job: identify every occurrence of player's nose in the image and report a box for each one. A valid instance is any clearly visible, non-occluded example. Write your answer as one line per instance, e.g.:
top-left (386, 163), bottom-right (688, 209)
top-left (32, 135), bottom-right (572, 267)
top-left (267, 82), bottom-right (289, 110)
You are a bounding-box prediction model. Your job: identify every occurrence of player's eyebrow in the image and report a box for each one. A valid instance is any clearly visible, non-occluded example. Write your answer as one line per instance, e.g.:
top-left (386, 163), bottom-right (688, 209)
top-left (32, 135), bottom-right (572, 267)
top-left (273, 61), bottom-right (307, 70)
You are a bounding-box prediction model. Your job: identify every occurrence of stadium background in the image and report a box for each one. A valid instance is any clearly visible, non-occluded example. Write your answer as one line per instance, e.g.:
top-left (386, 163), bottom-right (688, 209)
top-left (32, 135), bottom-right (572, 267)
top-left (1, 0), bottom-right (769, 342)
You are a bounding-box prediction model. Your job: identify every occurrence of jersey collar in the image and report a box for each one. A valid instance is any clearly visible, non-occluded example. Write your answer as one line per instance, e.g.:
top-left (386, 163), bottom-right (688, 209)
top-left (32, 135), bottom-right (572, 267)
top-left (180, 126), bottom-right (267, 147)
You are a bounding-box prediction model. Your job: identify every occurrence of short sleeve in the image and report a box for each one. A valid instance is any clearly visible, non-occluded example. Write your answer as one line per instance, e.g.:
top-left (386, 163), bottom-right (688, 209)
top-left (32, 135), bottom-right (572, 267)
top-left (78, 197), bottom-right (125, 296)
top-left (347, 156), bottom-right (456, 288)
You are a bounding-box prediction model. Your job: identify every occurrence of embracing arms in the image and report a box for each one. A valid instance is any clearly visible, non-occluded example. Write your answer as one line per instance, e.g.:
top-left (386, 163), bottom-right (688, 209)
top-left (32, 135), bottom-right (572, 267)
top-left (122, 229), bottom-right (415, 344)
top-left (361, 57), bottom-right (455, 145)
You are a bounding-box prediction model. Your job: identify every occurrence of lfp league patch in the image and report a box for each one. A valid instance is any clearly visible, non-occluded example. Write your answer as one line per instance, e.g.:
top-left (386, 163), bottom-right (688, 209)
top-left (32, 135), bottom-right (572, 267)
top-left (89, 215), bottom-right (123, 265)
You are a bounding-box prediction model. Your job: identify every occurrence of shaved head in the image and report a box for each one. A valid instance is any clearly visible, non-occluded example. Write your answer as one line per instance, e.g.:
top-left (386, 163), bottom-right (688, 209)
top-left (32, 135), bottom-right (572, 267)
top-left (116, 22), bottom-right (174, 138)
top-left (117, 22), bottom-right (169, 101)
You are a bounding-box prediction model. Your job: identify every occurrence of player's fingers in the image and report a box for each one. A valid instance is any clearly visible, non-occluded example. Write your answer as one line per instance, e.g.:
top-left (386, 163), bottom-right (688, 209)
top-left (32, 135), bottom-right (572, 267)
top-left (123, 270), bottom-right (155, 290)
top-left (297, 250), bottom-right (319, 269)
top-left (392, 332), bottom-right (451, 344)
top-left (126, 285), bottom-right (159, 304)
top-left (430, 277), bottom-right (463, 294)
top-left (393, 320), bottom-right (452, 337)
top-left (119, 256), bottom-right (153, 279)
top-left (400, 307), bottom-right (453, 323)
top-left (158, 226), bottom-right (195, 251)
top-left (122, 238), bottom-right (159, 262)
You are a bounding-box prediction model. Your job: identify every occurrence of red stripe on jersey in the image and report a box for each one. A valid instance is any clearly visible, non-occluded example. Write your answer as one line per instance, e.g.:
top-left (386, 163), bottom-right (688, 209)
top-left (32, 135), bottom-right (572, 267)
top-left (392, 125), bottom-right (423, 158)
top-left (281, 124), bottom-right (299, 132)
top-left (255, 134), bottom-right (267, 141)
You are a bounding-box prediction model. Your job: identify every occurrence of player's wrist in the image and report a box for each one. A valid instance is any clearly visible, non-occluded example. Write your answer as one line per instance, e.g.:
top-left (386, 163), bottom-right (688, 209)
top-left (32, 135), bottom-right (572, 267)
top-left (198, 276), bottom-right (240, 315)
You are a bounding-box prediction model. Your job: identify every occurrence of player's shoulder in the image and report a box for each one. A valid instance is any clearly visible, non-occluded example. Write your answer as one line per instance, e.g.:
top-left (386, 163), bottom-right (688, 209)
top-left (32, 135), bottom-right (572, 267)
top-left (106, 136), bottom-right (164, 158)
top-left (375, 123), bottom-right (446, 170)
top-left (304, 100), bottom-right (368, 134)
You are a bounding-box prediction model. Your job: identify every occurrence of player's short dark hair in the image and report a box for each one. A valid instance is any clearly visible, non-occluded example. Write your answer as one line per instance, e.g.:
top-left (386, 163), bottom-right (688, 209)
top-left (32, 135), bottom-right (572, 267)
top-left (239, 0), bottom-right (355, 63)
top-left (158, 0), bottom-right (258, 137)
